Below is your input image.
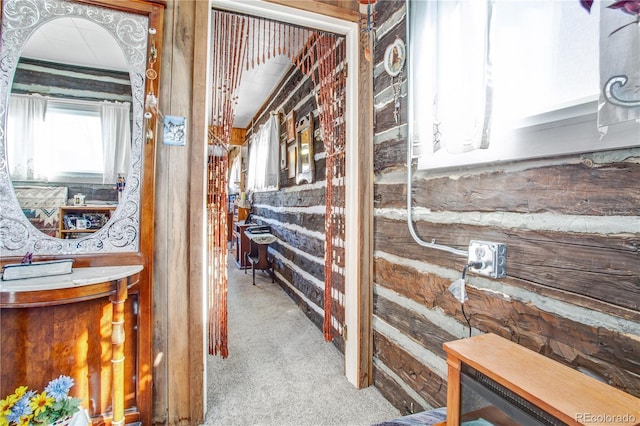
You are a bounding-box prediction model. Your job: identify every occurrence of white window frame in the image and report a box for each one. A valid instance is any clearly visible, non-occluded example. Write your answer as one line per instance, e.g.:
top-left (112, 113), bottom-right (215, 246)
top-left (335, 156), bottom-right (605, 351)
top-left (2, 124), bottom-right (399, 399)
top-left (43, 98), bottom-right (105, 182)
top-left (408, 0), bottom-right (640, 172)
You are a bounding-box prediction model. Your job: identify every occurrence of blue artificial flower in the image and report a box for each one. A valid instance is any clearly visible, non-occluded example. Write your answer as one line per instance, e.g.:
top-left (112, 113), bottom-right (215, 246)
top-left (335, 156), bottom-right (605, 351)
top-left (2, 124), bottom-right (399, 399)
top-left (7, 394), bottom-right (33, 423)
top-left (44, 375), bottom-right (75, 402)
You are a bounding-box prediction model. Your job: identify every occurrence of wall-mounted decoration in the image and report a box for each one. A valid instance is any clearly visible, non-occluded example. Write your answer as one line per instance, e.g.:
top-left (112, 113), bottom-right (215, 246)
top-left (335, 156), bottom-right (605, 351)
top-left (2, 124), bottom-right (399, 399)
top-left (296, 114), bottom-right (315, 185)
top-left (358, 0), bottom-right (377, 62)
top-left (384, 37), bottom-right (406, 125)
top-left (384, 37), bottom-right (406, 77)
top-left (286, 110), bottom-right (296, 142)
top-left (163, 115), bottom-right (187, 146)
top-left (280, 141), bottom-right (287, 170)
top-left (287, 144), bottom-right (296, 179)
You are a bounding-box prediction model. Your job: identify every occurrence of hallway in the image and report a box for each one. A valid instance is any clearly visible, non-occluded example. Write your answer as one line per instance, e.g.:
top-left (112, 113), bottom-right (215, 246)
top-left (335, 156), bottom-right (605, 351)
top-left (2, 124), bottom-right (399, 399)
top-left (203, 258), bottom-right (400, 426)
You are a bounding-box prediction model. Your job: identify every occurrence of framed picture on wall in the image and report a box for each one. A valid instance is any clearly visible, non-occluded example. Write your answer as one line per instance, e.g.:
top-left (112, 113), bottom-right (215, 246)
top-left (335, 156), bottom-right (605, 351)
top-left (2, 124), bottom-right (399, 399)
top-left (286, 111), bottom-right (296, 142)
top-left (295, 114), bottom-right (314, 185)
top-left (163, 115), bottom-right (187, 146)
top-left (287, 144), bottom-right (296, 179)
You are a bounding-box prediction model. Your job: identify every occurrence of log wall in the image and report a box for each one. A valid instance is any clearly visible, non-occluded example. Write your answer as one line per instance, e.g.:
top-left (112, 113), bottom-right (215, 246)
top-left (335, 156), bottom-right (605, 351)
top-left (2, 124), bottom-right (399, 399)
top-left (12, 58), bottom-right (132, 102)
top-left (247, 39), bottom-right (346, 351)
top-left (371, 0), bottom-right (640, 416)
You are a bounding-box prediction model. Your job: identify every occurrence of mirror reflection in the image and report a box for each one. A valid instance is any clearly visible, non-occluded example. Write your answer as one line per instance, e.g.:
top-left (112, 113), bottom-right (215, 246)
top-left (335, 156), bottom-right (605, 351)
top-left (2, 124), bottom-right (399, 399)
top-left (296, 114), bottom-right (314, 185)
top-left (0, 0), bottom-right (148, 255)
top-left (7, 17), bottom-right (131, 237)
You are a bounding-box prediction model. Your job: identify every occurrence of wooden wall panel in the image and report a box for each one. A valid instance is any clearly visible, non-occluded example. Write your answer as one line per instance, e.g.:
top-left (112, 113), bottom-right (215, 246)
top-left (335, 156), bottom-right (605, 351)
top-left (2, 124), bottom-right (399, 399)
top-left (12, 58), bottom-right (131, 102)
top-left (374, 294), bottom-right (457, 360)
top-left (264, 0), bottom-right (359, 21)
top-left (372, 365), bottom-right (428, 417)
top-left (376, 162), bottom-right (640, 214)
top-left (373, 331), bottom-right (447, 412)
top-left (374, 256), bottom-right (640, 396)
top-left (254, 185), bottom-right (326, 207)
top-left (154, 0), bottom-right (197, 425)
top-left (374, 216), bottom-right (640, 310)
top-left (253, 205), bottom-right (326, 234)
top-left (370, 0), bottom-right (640, 415)
top-left (373, 137), bottom-right (406, 175)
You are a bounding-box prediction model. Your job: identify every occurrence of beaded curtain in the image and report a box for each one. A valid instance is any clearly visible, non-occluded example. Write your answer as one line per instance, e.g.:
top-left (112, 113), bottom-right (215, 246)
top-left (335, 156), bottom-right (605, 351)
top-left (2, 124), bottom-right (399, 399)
top-left (208, 11), bottom-right (347, 357)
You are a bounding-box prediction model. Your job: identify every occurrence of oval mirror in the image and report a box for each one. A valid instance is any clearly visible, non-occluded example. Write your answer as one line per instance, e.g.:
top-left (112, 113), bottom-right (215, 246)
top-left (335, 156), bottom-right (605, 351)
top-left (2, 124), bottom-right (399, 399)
top-left (8, 17), bottom-right (130, 239)
top-left (0, 0), bottom-right (149, 256)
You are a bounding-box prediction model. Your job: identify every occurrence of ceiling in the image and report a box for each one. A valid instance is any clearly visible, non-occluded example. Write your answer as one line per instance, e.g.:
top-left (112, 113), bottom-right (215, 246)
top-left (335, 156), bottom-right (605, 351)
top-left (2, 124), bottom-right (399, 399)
top-left (230, 44), bottom-right (293, 129)
top-left (21, 17), bottom-right (128, 72)
top-left (20, 16), bottom-right (296, 130)
top-left (210, 10), bottom-right (310, 129)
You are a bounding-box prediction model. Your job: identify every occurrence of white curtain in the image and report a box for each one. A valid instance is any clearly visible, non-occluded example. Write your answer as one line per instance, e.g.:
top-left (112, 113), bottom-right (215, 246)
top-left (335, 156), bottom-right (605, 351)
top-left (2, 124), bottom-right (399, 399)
top-left (100, 101), bottom-right (131, 184)
top-left (246, 114), bottom-right (280, 192)
top-left (7, 94), bottom-right (47, 180)
top-left (228, 153), bottom-right (241, 194)
top-left (246, 133), bottom-right (258, 191)
top-left (410, 0), bottom-right (495, 155)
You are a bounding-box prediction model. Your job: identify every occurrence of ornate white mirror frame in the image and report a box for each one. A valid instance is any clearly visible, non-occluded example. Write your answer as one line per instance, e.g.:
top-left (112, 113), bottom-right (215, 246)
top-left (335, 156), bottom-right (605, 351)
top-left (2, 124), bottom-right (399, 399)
top-left (0, 0), bottom-right (152, 256)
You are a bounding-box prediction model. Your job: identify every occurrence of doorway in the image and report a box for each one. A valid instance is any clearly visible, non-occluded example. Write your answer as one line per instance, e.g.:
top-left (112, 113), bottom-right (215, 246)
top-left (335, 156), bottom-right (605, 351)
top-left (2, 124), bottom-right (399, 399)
top-left (205, 0), bottom-right (364, 412)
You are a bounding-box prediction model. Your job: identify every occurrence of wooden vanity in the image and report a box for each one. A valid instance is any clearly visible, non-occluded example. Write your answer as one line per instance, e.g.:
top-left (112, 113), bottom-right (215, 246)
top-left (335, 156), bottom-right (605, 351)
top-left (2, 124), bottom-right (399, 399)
top-left (0, 0), bottom-right (165, 423)
top-left (1, 266), bottom-right (143, 425)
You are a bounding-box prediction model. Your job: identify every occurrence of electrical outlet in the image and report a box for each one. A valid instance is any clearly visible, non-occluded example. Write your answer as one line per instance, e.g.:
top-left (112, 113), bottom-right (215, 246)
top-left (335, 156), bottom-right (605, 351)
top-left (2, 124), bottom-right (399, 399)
top-left (468, 240), bottom-right (507, 278)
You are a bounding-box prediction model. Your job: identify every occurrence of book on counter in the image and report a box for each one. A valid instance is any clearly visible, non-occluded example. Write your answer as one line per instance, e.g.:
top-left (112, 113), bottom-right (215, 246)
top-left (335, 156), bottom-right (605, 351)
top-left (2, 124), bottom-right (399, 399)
top-left (1, 259), bottom-right (74, 281)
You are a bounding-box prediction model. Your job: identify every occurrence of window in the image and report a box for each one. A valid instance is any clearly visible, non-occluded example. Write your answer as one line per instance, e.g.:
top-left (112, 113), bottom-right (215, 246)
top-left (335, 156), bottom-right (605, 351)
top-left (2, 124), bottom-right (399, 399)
top-left (246, 114), bottom-right (280, 192)
top-left (408, 0), bottom-right (640, 171)
top-left (7, 95), bottom-right (131, 183)
top-left (43, 100), bottom-right (104, 179)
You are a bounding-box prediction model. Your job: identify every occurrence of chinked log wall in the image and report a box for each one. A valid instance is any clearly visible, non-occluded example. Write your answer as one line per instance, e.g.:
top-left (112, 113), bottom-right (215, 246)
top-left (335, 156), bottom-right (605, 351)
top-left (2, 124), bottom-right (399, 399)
top-left (12, 58), bottom-right (132, 102)
top-left (245, 46), bottom-right (345, 351)
top-left (372, 0), bottom-right (640, 415)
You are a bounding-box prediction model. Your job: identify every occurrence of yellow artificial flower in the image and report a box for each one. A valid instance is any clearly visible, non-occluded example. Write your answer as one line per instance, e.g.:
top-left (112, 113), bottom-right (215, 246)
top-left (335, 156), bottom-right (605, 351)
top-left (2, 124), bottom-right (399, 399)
top-left (0, 394), bottom-right (16, 416)
top-left (12, 388), bottom-right (28, 400)
top-left (17, 415), bottom-right (32, 426)
top-left (29, 392), bottom-right (54, 416)
top-left (0, 416), bottom-right (9, 426)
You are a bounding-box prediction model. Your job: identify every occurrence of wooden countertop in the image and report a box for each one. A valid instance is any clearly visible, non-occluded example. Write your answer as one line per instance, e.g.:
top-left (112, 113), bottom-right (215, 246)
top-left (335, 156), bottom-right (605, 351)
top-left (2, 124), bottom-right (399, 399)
top-left (444, 333), bottom-right (640, 426)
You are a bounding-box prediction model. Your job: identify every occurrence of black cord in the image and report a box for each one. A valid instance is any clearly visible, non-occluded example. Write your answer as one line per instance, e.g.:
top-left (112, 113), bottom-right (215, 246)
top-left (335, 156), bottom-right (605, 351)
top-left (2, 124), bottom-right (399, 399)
top-left (459, 261), bottom-right (482, 338)
top-left (461, 303), bottom-right (472, 338)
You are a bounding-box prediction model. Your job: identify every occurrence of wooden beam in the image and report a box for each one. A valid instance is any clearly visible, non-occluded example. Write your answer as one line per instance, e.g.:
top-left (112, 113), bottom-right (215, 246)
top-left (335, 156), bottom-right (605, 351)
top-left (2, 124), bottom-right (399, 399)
top-left (189, 0), bottom-right (210, 424)
top-left (229, 127), bottom-right (247, 145)
top-left (263, 0), bottom-right (360, 22)
top-left (356, 28), bottom-right (374, 388)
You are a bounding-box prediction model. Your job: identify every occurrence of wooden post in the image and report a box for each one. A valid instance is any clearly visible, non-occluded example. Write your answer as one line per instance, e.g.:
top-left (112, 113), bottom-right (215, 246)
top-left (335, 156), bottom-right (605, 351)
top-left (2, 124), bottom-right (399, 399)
top-left (110, 278), bottom-right (128, 426)
top-left (445, 355), bottom-right (461, 426)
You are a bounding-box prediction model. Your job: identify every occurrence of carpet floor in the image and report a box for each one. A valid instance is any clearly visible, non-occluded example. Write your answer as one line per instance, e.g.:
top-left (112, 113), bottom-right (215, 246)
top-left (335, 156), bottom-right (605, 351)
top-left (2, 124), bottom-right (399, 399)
top-left (202, 257), bottom-right (400, 426)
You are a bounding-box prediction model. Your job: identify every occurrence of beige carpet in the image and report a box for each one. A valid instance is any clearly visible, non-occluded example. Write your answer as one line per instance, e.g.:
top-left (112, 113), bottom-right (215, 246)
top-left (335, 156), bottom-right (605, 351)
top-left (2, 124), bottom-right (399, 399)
top-left (202, 257), bottom-right (400, 426)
